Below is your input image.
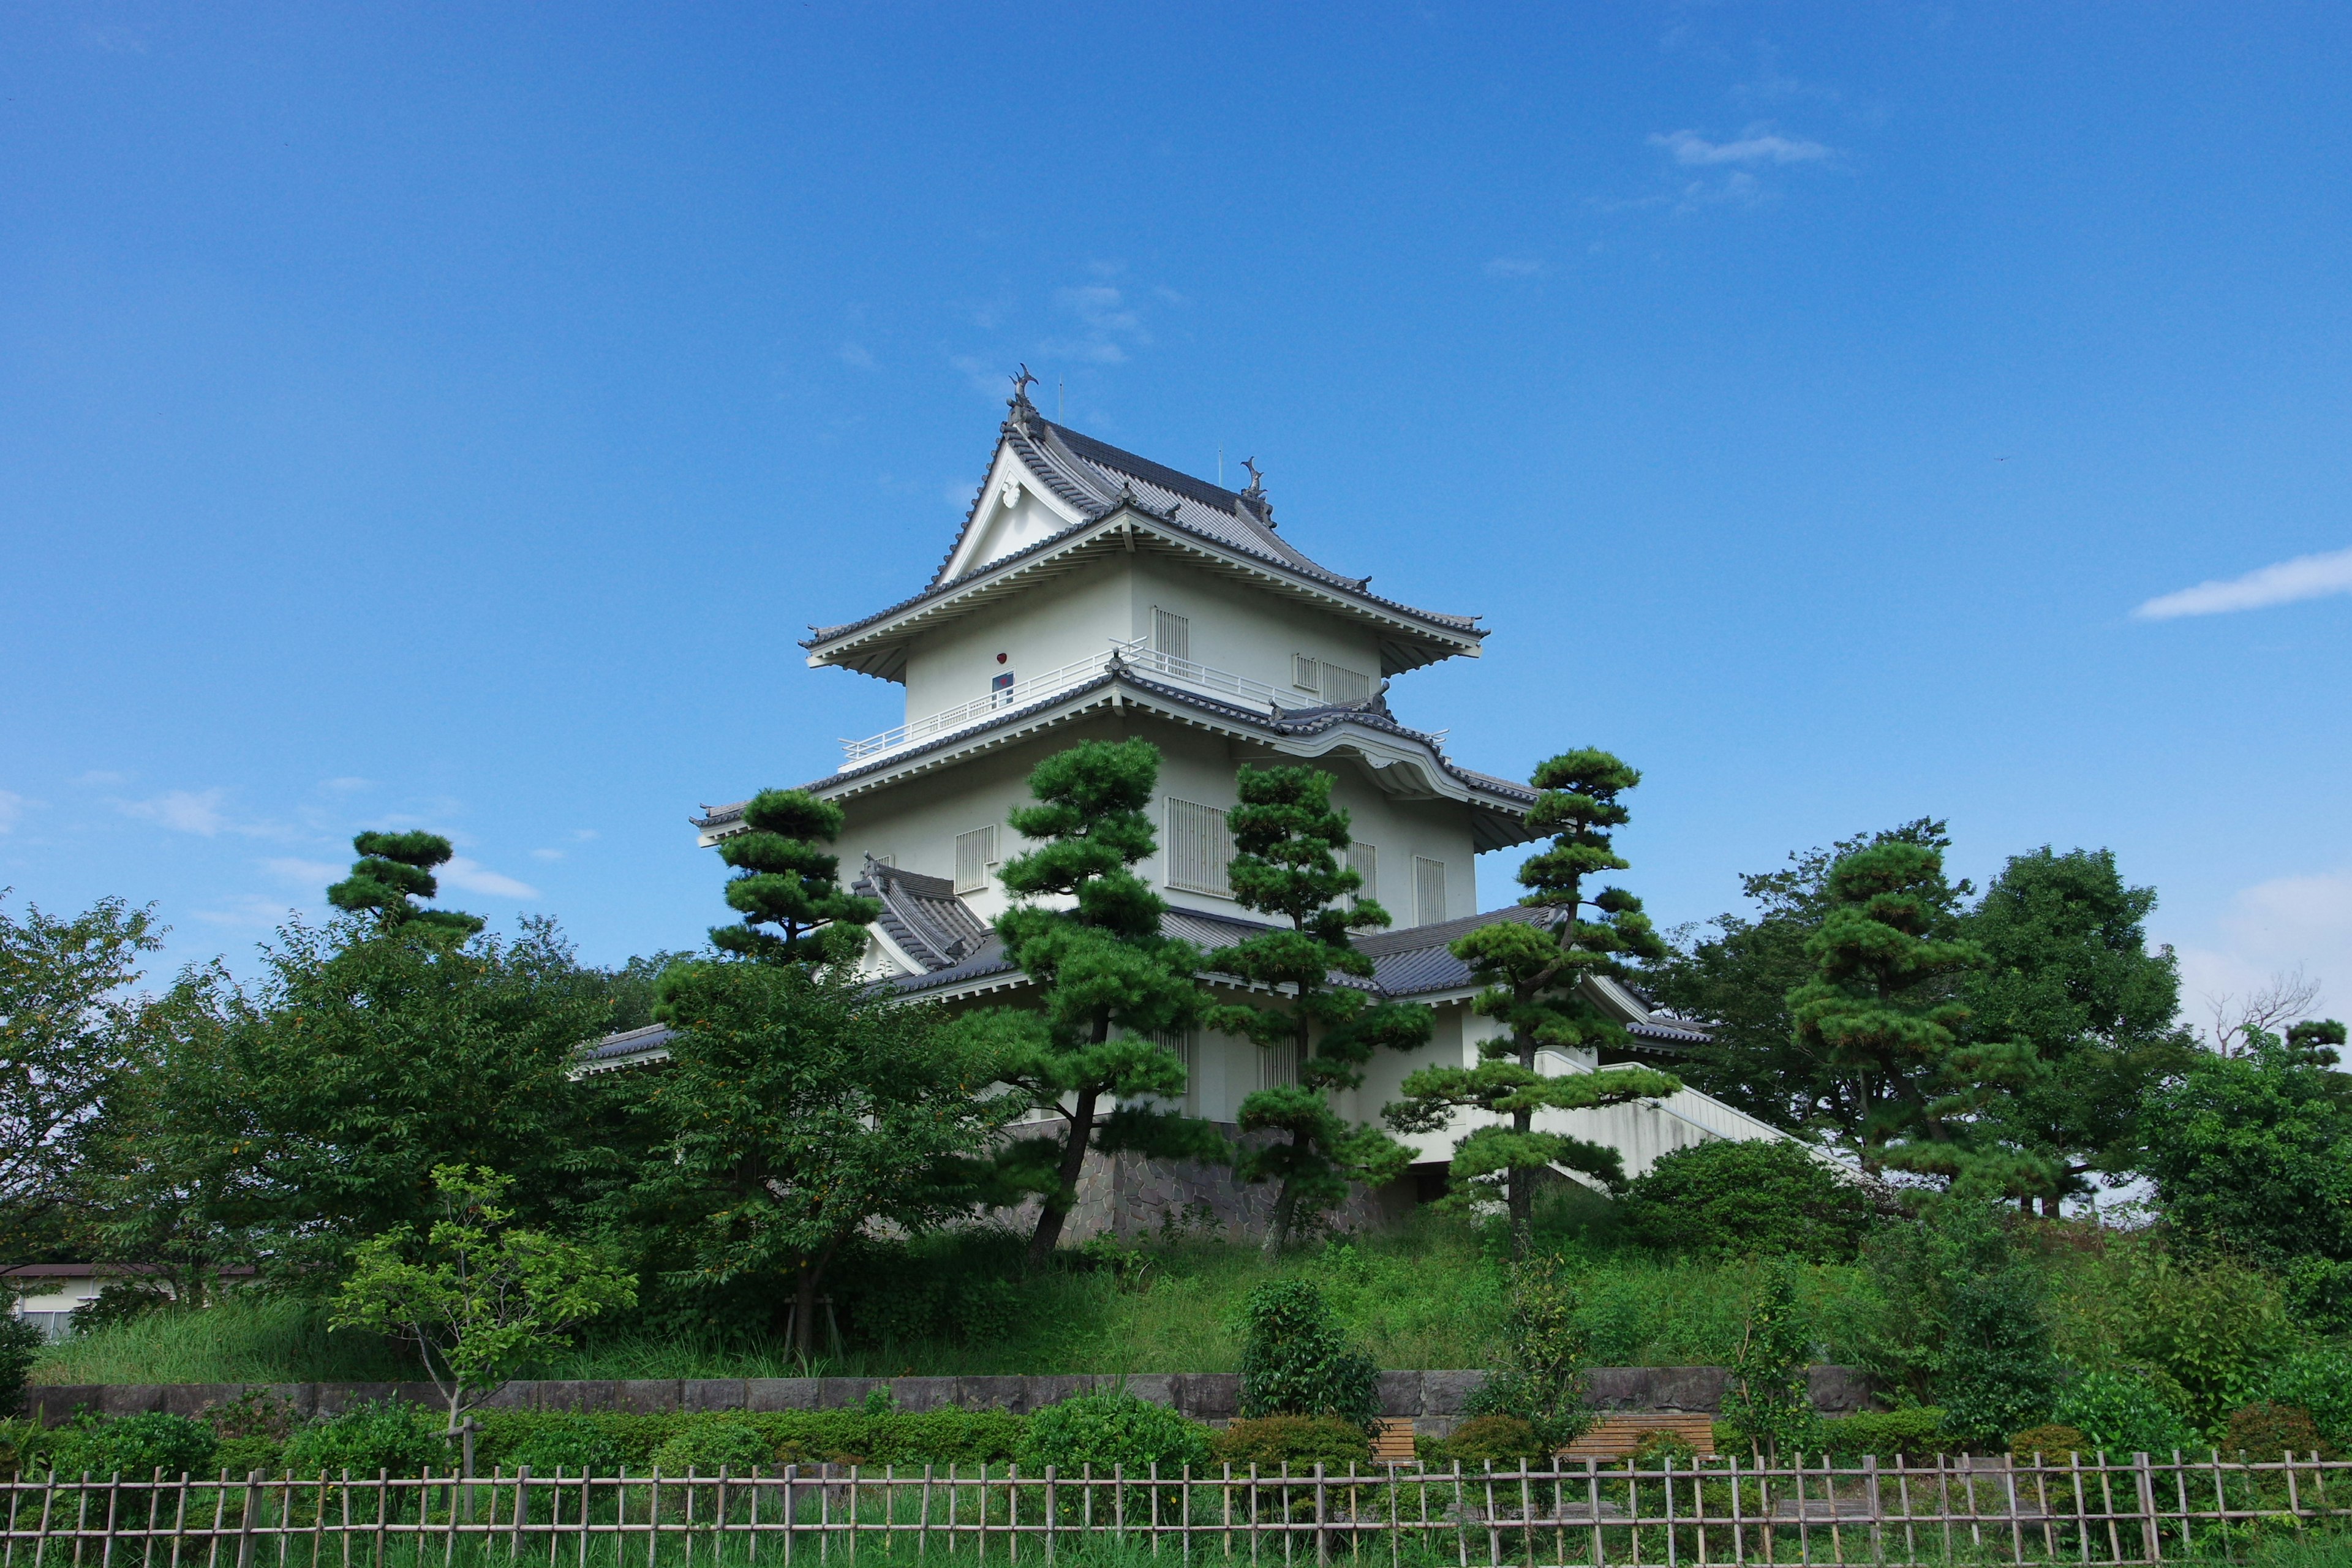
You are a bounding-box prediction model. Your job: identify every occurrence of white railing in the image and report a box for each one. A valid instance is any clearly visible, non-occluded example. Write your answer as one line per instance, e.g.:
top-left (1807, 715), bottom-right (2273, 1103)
top-left (842, 640), bottom-right (1292, 766)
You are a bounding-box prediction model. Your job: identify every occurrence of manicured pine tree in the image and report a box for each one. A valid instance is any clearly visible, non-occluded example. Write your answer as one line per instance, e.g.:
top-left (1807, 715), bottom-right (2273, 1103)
top-left (1383, 749), bottom-right (1681, 1258)
top-left (1788, 839), bottom-right (2044, 1188)
top-left (326, 831), bottom-right (484, 937)
top-left (709, 789), bottom-right (878, 966)
top-left (1206, 764), bottom-right (1429, 1254)
top-left (971, 739), bottom-right (1226, 1267)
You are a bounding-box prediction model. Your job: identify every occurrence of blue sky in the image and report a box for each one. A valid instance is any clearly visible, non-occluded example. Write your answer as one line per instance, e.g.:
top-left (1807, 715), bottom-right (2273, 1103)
top-left (4, 4), bottom-right (2348, 1030)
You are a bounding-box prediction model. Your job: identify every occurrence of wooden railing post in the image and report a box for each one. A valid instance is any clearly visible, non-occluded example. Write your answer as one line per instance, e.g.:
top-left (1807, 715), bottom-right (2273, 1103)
top-left (2134, 1455), bottom-right (2160, 1564)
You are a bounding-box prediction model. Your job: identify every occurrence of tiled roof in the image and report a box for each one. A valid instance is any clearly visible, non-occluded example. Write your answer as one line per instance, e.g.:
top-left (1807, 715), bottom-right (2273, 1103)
top-left (854, 858), bottom-right (991, 971)
top-left (807, 403), bottom-right (1481, 652)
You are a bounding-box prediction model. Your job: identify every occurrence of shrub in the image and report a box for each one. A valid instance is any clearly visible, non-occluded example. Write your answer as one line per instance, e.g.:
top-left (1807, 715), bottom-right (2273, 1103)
top-left (1461, 1256), bottom-right (1594, 1449)
top-left (2010, 1424), bottom-right (2089, 1461)
top-left (47, 1412), bottom-right (217, 1480)
top-left (1017, 1391), bottom-right (1212, 1476)
top-left (503, 1414), bottom-right (626, 1476)
top-left (1623, 1141), bottom-right (1872, 1263)
top-left (649, 1419), bottom-right (772, 1476)
top-left (1820, 1407), bottom-right (1951, 1459)
top-left (1629, 1428), bottom-right (1700, 1469)
top-left (2226, 1403), bottom-right (2335, 1461)
top-left (2116, 1254), bottom-right (2294, 1430)
top-left (1721, 1257), bottom-right (1821, 1458)
top-left (1210, 1416), bottom-right (1371, 1472)
top-left (283, 1401), bottom-right (445, 1478)
top-left (2051, 1371), bottom-right (2197, 1457)
top-left (1445, 1415), bottom-right (1542, 1465)
top-left (1236, 1281), bottom-right (1378, 1429)
top-left (2266, 1350), bottom-right (2352, 1453)
top-left (0, 1314), bottom-right (44, 1418)
top-left (214, 1436), bottom-right (285, 1476)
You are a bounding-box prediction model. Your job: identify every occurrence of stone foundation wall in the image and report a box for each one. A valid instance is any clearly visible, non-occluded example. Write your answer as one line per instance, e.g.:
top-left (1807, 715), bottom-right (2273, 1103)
top-left (23, 1366), bottom-right (1875, 1433)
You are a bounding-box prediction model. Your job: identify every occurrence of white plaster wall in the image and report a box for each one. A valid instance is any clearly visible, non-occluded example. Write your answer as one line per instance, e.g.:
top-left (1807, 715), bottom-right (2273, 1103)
top-left (1125, 554), bottom-right (1383, 698)
top-left (899, 558), bottom-right (1136, 724)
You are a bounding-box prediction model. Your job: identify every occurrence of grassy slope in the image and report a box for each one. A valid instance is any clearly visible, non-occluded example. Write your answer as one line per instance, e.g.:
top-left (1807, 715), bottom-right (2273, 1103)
top-left (35, 1195), bottom-right (1873, 1387)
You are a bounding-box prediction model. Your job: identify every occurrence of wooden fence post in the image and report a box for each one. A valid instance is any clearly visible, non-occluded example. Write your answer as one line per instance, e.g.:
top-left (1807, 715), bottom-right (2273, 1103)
top-left (2134, 1455), bottom-right (2160, 1564)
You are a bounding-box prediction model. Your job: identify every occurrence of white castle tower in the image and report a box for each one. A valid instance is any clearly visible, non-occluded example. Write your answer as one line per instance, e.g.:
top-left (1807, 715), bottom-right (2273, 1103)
top-left (597, 380), bottom-right (1792, 1235)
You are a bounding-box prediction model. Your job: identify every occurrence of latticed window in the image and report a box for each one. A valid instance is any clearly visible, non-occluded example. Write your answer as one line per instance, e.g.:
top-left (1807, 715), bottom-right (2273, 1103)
top-left (1258, 1039), bottom-right (1302, 1091)
top-left (1292, 654), bottom-right (1320, 692)
top-left (1164, 797), bottom-right (1232, 896)
top-left (1152, 608), bottom-right (1189, 661)
top-left (1348, 842), bottom-right (1378, 903)
top-left (955, 825), bottom-right (998, 895)
top-left (1320, 661), bottom-right (1373, 705)
top-left (1414, 855), bottom-right (1447, 926)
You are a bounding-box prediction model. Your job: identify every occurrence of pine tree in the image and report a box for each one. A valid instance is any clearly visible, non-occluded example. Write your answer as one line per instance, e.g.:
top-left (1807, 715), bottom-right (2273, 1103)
top-left (326, 831), bottom-right (484, 937)
top-left (1383, 749), bottom-right (1681, 1257)
top-left (967, 741), bottom-right (1226, 1267)
top-left (1205, 764), bottom-right (1427, 1253)
top-left (709, 790), bottom-right (878, 966)
top-left (1787, 840), bottom-right (2044, 1187)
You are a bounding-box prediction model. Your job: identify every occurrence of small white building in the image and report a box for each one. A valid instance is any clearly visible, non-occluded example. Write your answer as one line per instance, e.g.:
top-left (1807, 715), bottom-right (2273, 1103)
top-left (589, 385), bottom-right (1793, 1235)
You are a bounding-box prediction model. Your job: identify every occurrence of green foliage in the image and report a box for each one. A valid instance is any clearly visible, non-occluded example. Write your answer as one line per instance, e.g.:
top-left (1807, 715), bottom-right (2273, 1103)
top-left (2112, 1251), bottom-right (2294, 1431)
top-left (1720, 1257), bottom-right (1820, 1458)
top-left (964, 741), bottom-right (1218, 1266)
top-left (2226, 1402), bottom-right (2333, 1460)
top-left (1237, 1280), bottom-right (1379, 1428)
top-left (331, 1165), bottom-right (636, 1431)
top-left (0, 892), bottom-right (162, 1256)
top-left (1210, 1415), bottom-right (1371, 1470)
top-left (640, 960), bottom-right (1013, 1354)
top-left (326, 831), bottom-right (483, 937)
top-left (2265, 1349), bottom-right (2352, 1453)
top-left (1849, 1199), bottom-right (2059, 1441)
top-left (1461, 1254), bottom-right (1593, 1449)
top-left (2051, 1371), bottom-right (2197, 1456)
top-left (1385, 749), bottom-right (1677, 1254)
top-left (1789, 841), bottom-right (2043, 1189)
top-left (1621, 1140), bottom-right (1873, 1263)
top-left (2009, 1423), bottom-right (2089, 1460)
top-left (1965, 849), bottom-right (2196, 1207)
top-left (707, 790), bottom-right (878, 967)
top-left (1017, 1390), bottom-right (1213, 1474)
top-left (1819, 1406), bottom-right (1952, 1460)
top-left (283, 1401), bottom-right (446, 1477)
top-left (473, 1407), bottom-right (1025, 1469)
top-left (1444, 1415), bottom-right (1544, 1464)
top-left (650, 1417), bottom-right (774, 1474)
top-left (0, 1311), bottom-right (43, 1415)
top-left (2142, 1033), bottom-right (2352, 1327)
top-left (1205, 765), bottom-right (1423, 1250)
top-left (43, 1411), bottom-right (217, 1480)
top-left (502, 1414), bottom-right (626, 1476)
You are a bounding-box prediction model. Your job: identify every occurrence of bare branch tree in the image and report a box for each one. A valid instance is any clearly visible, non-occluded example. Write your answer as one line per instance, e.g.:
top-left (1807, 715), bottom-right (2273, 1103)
top-left (2204, 967), bottom-right (2324, 1056)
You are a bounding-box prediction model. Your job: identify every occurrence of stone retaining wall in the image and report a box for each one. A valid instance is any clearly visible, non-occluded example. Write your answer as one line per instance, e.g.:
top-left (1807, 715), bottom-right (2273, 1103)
top-left (23, 1366), bottom-right (1873, 1432)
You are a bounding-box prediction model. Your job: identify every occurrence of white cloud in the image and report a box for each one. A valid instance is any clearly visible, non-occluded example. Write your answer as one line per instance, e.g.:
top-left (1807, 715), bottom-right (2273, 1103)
top-left (570, 829), bottom-right (598, 842)
top-left (839, 342), bottom-right (875, 370)
top-left (262, 857), bottom-right (344, 889)
top-left (1483, 257), bottom-right (1544, 278)
top-left (193, 894), bottom-right (299, 930)
top-left (2133, 545), bottom-right (2352, 620)
top-left (77, 770), bottom-right (128, 788)
top-left (0, 791), bottom-right (29, 833)
top-left (320, 777), bottom-right (372, 793)
top-left (1651, 127), bottom-right (1833, 166)
top-left (530, 848), bottom-right (565, 861)
top-left (120, 788), bottom-right (231, 835)
top-left (948, 355), bottom-right (1003, 398)
top-left (439, 858), bottom-right (541, 900)
top-left (2169, 868), bottom-right (2352, 1037)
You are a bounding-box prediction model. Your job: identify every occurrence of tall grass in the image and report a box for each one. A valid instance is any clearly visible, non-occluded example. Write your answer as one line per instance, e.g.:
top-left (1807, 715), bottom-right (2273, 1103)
top-left (33, 1293), bottom-right (410, 1385)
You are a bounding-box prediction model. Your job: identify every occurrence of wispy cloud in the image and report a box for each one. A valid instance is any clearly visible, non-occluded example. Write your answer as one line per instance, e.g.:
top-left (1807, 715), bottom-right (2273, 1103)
top-left (440, 857), bottom-right (540, 900)
top-left (1483, 257), bottom-right (1544, 279)
top-left (2133, 545), bottom-right (2352, 620)
top-left (194, 894), bottom-right (300, 930)
top-left (2171, 867), bottom-right (2351, 1033)
top-left (320, 777), bottom-right (372, 794)
top-left (530, 848), bottom-right (565, 862)
top-left (262, 857), bottom-right (344, 890)
top-left (839, 342), bottom-right (876, 370)
top-left (1040, 283), bottom-right (1149, 365)
top-left (0, 791), bottom-right (30, 834)
top-left (1651, 126), bottom-right (1831, 166)
top-left (119, 788), bottom-right (233, 835)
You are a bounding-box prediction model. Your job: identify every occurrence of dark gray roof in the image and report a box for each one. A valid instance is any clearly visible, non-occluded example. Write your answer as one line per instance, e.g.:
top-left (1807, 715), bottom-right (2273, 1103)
top-left (855, 857), bottom-right (992, 971)
top-left (804, 404), bottom-right (1481, 652)
top-left (693, 663), bottom-right (1537, 840)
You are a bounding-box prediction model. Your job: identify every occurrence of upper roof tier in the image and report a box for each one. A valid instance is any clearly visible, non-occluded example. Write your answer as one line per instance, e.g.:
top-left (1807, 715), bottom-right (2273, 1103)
top-left (803, 389), bottom-right (1488, 682)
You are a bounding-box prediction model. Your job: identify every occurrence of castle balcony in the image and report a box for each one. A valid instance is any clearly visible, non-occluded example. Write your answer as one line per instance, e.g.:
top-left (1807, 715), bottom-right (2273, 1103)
top-left (840, 638), bottom-right (1285, 767)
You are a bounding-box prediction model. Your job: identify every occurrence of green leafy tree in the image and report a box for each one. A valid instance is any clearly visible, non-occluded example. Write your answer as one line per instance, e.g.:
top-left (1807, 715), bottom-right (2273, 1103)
top-left (0, 1309), bottom-right (43, 1419)
top-left (639, 961), bottom-right (1014, 1354)
top-left (1236, 1278), bottom-right (1381, 1429)
top-left (2141, 1025), bottom-right (2352, 1327)
top-left (960, 741), bottom-right (1224, 1267)
top-left (1789, 840), bottom-right (2044, 1188)
top-left (333, 1164), bottom-right (635, 1443)
top-left (1461, 1254), bottom-right (1596, 1449)
top-left (1621, 1139), bottom-right (1874, 1263)
top-left (708, 790), bottom-right (878, 966)
top-left (1966, 848), bottom-right (2198, 1212)
top-left (0, 894), bottom-right (162, 1259)
top-left (1721, 1257), bottom-right (1822, 1458)
top-left (1205, 764), bottom-right (1427, 1252)
top-left (1645, 820), bottom-right (1958, 1143)
top-left (326, 831), bottom-right (483, 937)
top-left (1384, 750), bottom-right (1680, 1256)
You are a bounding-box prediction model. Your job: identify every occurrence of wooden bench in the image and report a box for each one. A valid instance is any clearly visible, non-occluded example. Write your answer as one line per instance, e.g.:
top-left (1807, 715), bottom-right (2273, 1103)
top-left (1373, 1418), bottom-right (1418, 1463)
top-left (1557, 1412), bottom-right (1719, 1461)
